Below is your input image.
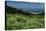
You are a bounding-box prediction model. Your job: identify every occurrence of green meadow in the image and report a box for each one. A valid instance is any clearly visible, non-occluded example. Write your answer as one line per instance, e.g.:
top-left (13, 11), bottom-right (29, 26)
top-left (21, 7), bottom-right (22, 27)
top-left (6, 14), bottom-right (44, 30)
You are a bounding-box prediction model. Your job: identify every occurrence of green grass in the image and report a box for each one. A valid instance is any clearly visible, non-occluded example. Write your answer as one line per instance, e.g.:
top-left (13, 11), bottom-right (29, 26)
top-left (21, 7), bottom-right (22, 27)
top-left (6, 14), bottom-right (45, 30)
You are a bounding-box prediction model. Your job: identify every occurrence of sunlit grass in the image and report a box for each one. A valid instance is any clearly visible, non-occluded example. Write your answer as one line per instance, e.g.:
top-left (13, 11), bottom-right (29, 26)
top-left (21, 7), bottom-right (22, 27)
top-left (6, 14), bottom-right (44, 30)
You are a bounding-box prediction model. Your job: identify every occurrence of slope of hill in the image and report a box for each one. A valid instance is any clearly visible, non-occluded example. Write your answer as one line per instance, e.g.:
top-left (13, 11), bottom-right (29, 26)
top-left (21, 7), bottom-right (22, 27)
top-left (6, 6), bottom-right (44, 15)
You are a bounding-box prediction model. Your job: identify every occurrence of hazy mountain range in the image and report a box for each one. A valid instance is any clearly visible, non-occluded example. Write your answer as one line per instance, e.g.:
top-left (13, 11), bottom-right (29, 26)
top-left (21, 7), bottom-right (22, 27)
top-left (6, 1), bottom-right (44, 14)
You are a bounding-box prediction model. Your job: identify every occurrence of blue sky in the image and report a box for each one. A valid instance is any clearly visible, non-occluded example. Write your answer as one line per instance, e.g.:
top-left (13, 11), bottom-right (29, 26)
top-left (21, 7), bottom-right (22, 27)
top-left (7, 1), bottom-right (44, 9)
top-left (6, 1), bottom-right (44, 14)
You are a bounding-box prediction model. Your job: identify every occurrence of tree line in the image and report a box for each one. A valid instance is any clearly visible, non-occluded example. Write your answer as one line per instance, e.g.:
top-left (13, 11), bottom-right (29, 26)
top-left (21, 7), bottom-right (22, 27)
top-left (5, 5), bottom-right (31, 15)
top-left (5, 5), bottom-right (44, 16)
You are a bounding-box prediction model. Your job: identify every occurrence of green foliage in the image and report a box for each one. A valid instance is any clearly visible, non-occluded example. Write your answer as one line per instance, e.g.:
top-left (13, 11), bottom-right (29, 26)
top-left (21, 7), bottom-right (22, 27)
top-left (6, 6), bottom-right (32, 15)
top-left (6, 14), bottom-right (44, 30)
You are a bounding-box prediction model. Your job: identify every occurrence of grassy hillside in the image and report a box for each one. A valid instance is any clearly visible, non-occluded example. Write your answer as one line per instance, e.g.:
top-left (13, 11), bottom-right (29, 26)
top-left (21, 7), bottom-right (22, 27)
top-left (6, 14), bottom-right (44, 30)
top-left (5, 6), bottom-right (44, 30)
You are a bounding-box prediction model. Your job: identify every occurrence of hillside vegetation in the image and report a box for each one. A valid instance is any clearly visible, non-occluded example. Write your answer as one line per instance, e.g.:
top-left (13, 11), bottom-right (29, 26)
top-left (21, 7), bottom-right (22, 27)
top-left (6, 14), bottom-right (44, 30)
top-left (5, 6), bottom-right (44, 30)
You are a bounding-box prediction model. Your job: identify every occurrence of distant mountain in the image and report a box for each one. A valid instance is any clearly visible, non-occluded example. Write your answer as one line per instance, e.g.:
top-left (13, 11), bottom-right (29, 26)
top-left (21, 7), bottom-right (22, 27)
top-left (5, 5), bottom-right (44, 15)
top-left (7, 1), bottom-right (44, 9)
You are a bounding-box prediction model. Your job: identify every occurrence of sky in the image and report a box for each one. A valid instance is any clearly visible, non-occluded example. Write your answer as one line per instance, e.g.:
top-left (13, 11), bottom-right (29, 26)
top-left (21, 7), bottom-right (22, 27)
top-left (7, 1), bottom-right (44, 9)
top-left (6, 1), bottom-right (44, 14)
